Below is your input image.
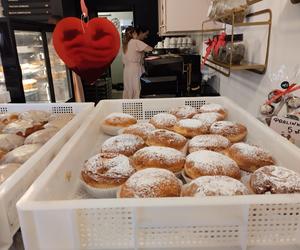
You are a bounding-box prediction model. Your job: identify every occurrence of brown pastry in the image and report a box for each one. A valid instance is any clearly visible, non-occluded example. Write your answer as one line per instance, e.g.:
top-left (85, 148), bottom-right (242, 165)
top-left (0, 134), bottom-right (25, 152)
top-left (173, 119), bottom-right (209, 138)
top-left (0, 163), bottom-right (21, 184)
top-left (81, 153), bottom-right (135, 189)
top-left (198, 103), bottom-right (227, 119)
top-left (210, 121), bottom-right (247, 143)
top-left (19, 110), bottom-right (51, 124)
top-left (250, 166), bottom-right (300, 194)
top-left (169, 106), bottom-right (197, 119)
top-left (192, 112), bottom-right (224, 127)
top-left (225, 143), bottom-right (275, 172)
top-left (1, 144), bottom-right (42, 164)
top-left (24, 128), bottom-right (58, 145)
top-left (119, 168), bottom-right (182, 198)
top-left (132, 146), bottom-right (185, 173)
top-left (0, 113), bottom-right (19, 125)
top-left (149, 113), bottom-right (177, 130)
top-left (182, 176), bottom-right (249, 197)
top-left (146, 129), bottom-right (187, 151)
top-left (184, 150), bottom-right (241, 180)
top-left (101, 134), bottom-right (145, 157)
top-left (2, 120), bottom-right (43, 137)
top-left (189, 134), bottom-right (231, 153)
top-left (102, 113), bottom-right (137, 135)
top-left (122, 122), bottom-right (156, 141)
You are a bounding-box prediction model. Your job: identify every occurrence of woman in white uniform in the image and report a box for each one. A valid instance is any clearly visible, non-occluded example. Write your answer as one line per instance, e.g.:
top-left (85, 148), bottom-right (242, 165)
top-left (122, 27), bottom-right (153, 99)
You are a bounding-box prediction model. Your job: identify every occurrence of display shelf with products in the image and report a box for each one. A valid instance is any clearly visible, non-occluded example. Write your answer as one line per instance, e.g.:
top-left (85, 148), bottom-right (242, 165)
top-left (201, 9), bottom-right (272, 77)
top-left (17, 97), bottom-right (300, 250)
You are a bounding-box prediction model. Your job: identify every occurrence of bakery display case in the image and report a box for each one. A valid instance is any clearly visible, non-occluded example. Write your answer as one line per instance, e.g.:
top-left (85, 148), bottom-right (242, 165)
top-left (0, 17), bottom-right (74, 103)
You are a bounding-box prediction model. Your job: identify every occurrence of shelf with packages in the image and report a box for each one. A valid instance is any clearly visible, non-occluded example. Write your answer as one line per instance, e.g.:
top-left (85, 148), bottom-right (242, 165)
top-left (201, 8), bottom-right (272, 77)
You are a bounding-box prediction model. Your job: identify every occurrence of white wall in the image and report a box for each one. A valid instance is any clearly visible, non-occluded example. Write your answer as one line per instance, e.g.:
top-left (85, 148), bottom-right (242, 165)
top-left (217, 0), bottom-right (300, 117)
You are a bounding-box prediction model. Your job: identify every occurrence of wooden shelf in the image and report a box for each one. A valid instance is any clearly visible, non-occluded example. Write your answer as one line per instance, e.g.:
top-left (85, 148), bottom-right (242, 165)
top-left (205, 58), bottom-right (265, 71)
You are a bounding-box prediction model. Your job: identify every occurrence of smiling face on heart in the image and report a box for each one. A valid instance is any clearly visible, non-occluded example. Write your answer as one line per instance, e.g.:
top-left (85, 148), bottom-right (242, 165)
top-left (53, 17), bottom-right (120, 84)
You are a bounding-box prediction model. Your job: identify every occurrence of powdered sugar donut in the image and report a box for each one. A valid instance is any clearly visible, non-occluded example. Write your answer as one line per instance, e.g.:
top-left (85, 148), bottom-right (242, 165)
top-left (2, 120), bottom-right (43, 137)
top-left (189, 134), bottom-right (231, 153)
top-left (173, 119), bottom-right (209, 138)
top-left (182, 176), bottom-right (249, 197)
top-left (19, 110), bottom-right (51, 124)
top-left (250, 166), bottom-right (300, 194)
top-left (122, 122), bottom-right (156, 141)
top-left (132, 146), bottom-right (185, 173)
top-left (192, 112), bottom-right (224, 127)
top-left (226, 143), bottom-right (275, 172)
top-left (0, 134), bottom-right (25, 152)
top-left (146, 129), bottom-right (187, 151)
top-left (101, 134), bottom-right (145, 157)
top-left (169, 106), bottom-right (197, 119)
top-left (101, 113), bottom-right (137, 136)
top-left (149, 113), bottom-right (177, 130)
top-left (199, 103), bottom-right (227, 119)
top-left (1, 144), bottom-right (42, 164)
top-left (24, 128), bottom-right (58, 145)
top-left (210, 121), bottom-right (247, 143)
top-left (184, 150), bottom-right (241, 180)
top-left (120, 168), bottom-right (182, 198)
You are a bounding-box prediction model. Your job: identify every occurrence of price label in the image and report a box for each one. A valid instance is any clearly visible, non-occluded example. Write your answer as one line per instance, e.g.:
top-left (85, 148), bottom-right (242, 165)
top-left (270, 116), bottom-right (300, 141)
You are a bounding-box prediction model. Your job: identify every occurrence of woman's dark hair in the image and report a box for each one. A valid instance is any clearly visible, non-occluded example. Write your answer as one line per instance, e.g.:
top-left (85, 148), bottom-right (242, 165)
top-left (134, 25), bottom-right (150, 35)
top-left (122, 26), bottom-right (134, 53)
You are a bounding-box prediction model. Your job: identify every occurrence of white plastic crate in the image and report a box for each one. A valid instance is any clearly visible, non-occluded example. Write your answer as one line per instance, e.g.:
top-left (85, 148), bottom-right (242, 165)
top-left (0, 102), bottom-right (94, 250)
top-left (17, 97), bottom-right (300, 250)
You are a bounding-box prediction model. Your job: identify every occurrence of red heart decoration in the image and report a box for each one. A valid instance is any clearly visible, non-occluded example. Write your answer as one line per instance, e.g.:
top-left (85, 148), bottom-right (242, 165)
top-left (53, 17), bottom-right (120, 84)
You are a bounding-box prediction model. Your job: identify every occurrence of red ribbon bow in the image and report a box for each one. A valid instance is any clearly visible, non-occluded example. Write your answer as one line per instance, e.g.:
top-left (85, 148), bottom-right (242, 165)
top-left (266, 83), bottom-right (300, 105)
top-left (202, 32), bottom-right (226, 67)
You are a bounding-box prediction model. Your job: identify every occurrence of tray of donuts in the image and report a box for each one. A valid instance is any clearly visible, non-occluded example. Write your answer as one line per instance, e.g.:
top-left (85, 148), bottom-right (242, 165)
top-left (17, 97), bottom-right (300, 250)
top-left (0, 103), bottom-right (93, 249)
top-left (79, 98), bottom-right (300, 199)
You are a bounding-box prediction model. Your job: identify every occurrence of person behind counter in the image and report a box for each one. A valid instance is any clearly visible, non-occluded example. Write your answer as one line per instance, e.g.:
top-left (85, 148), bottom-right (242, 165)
top-left (122, 26), bottom-right (153, 99)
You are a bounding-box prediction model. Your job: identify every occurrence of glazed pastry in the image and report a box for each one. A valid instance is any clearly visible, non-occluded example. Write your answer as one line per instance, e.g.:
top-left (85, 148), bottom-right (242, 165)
top-left (169, 106), bottom-right (197, 119)
top-left (2, 120), bottom-right (43, 137)
top-left (188, 134), bottom-right (231, 153)
top-left (1, 144), bottom-right (42, 164)
top-left (173, 119), bottom-right (209, 138)
top-left (250, 166), bottom-right (300, 194)
top-left (0, 134), bottom-right (25, 152)
top-left (119, 168), bottom-right (182, 198)
top-left (184, 150), bottom-right (241, 180)
top-left (198, 103), bottom-right (227, 119)
top-left (132, 146), bottom-right (185, 173)
top-left (226, 143), bottom-right (275, 172)
top-left (210, 121), bottom-right (247, 143)
top-left (149, 113), bottom-right (177, 130)
top-left (19, 110), bottom-right (51, 124)
top-left (102, 113), bottom-right (137, 136)
top-left (24, 128), bottom-right (58, 145)
top-left (192, 112), bottom-right (224, 127)
top-left (146, 129), bottom-right (187, 151)
top-left (122, 122), bottom-right (156, 141)
top-left (0, 163), bottom-right (21, 185)
top-left (101, 134), bottom-right (145, 157)
top-left (182, 176), bottom-right (249, 197)
top-left (81, 153), bottom-right (135, 189)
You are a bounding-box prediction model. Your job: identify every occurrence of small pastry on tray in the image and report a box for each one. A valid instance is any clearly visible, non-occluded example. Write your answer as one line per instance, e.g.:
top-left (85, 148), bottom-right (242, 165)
top-left (169, 106), bottom-right (197, 119)
top-left (2, 120), bottom-right (43, 137)
top-left (173, 119), bottom-right (209, 138)
top-left (149, 113), bottom-right (177, 130)
top-left (225, 142), bottom-right (275, 172)
top-left (119, 168), bottom-right (182, 198)
top-left (182, 176), bottom-right (249, 197)
top-left (1, 144), bottom-right (42, 164)
top-left (121, 122), bottom-right (156, 141)
top-left (24, 128), bottom-right (58, 145)
top-left (210, 121), bottom-right (247, 143)
top-left (19, 110), bottom-right (51, 124)
top-left (101, 113), bottom-right (137, 136)
top-left (81, 153), bottom-right (135, 198)
top-left (198, 103), bottom-right (227, 119)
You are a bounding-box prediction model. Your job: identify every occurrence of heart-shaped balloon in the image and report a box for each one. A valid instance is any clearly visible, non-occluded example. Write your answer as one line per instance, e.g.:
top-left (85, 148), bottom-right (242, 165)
top-left (53, 17), bottom-right (120, 84)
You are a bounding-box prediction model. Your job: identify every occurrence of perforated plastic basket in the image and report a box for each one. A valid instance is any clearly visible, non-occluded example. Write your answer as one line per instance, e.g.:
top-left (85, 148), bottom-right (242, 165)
top-left (17, 97), bottom-right (300, 250)
top-left (0, 103), bottom-right (94, 250)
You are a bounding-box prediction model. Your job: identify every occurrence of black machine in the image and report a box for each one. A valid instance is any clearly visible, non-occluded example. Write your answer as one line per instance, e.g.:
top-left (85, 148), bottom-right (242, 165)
top-left (141, 55), bottom-right (184, 97)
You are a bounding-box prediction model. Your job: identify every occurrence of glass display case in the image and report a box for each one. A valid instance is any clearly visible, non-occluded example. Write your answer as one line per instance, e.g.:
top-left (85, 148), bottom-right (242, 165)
top-left (0, 17), bottom-right (74, 103)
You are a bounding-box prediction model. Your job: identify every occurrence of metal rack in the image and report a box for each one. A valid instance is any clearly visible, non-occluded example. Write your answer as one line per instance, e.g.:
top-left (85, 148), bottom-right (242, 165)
top-left (201, 8), bottom-right (272, 77)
